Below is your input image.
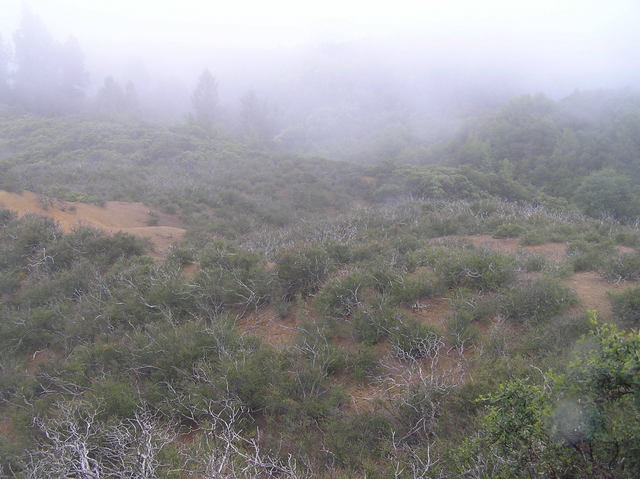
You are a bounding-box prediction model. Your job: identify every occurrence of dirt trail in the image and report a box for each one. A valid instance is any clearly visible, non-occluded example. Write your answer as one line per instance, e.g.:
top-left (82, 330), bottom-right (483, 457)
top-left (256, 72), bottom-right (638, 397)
top-left (0, 190), bottom-right (185, 257)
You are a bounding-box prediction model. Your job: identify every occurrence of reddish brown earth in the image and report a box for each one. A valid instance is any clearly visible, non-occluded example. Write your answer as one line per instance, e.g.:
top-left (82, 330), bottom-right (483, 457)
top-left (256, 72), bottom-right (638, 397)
top-left (0, 190), bottom-right (185, 257)
top-left (430, 235), bottom-right (640, 320)
top-left (564, 271), bottom-right (638, 321)
top-left (432, 234), bottom-right (568, 262)
top-left (237, 305), bottom-right (301, 348)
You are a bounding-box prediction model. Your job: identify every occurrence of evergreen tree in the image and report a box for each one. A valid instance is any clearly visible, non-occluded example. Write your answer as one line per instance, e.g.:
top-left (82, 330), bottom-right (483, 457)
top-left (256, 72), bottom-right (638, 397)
top-left (59, 36), bottom-right (88, 105)
top-left (191, 68), bottom-right (218, 129)
top-left (240, 90), bottom-right (271, 143)
top-left (12, 6), bottom-right (58, 110)
top-left (96, 76), bottom-right (126, 114)
top-left (0, 34), bottom-right (9, 101)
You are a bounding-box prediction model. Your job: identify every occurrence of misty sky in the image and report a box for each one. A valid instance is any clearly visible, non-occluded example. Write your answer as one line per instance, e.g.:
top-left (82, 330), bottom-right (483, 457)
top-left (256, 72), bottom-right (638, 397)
top-left (2, 0), bottom-right (639, 103)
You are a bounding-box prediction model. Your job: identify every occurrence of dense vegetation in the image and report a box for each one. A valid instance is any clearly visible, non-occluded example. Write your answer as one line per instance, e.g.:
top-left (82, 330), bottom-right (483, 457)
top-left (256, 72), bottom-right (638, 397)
top-left (1, 89), bottom-right (640, 478)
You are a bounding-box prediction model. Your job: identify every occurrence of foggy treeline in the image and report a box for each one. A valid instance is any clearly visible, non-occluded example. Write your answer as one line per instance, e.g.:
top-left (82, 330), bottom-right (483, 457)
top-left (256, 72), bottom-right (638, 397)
top-left (2, 3), bottom-right (638, 162)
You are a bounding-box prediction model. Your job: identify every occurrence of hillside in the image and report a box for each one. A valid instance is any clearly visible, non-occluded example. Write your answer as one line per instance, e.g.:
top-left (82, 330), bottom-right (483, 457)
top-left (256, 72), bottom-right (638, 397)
top-left (0, 189), bottom-right (185, 256)
top-left (0, 94), bottom-right (639, 478)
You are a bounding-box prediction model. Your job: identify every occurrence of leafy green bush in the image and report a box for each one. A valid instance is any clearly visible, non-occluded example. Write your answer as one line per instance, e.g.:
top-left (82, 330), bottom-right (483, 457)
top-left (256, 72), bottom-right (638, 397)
top-left (326, 412), bottom-right (392, 469)
top-left (500, 277), bottom-right (577, 323)
top-left (391, 319), bottom-right (442, 360)
top-left (566, 240), bottom-right (615, 272)
top-left (315, 271), bottom-right (370, 318)
top-left (388, 271), bottom-right (443, 305)
top-left (519, 254), bottom-right (548, 272)
top-left (600, 253), bottom-right (640, 282)
top-left (429, 247), bottom-right (517, 291)
top-left (352, 298), bottom-right (403, 344)
top-left (609, 286), bottom-right (640, 325)
top-left (493, 222), bottom-right (525, 238)
top-left (276, 246), bottom-right (331, 300)
top-left (347, 346), bottom-right (380, 382)
top-left (519, 230), bottom-right (547, 246)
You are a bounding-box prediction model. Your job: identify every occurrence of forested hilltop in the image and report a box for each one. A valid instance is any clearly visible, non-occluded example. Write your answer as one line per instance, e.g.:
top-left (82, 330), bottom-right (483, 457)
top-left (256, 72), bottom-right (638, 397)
top-left (1, 88), bottom-right (640, 478)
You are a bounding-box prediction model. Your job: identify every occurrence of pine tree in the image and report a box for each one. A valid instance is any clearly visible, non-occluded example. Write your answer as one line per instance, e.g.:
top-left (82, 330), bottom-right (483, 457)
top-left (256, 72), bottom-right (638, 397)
top-left (191, 69), bottom-right (218, 129)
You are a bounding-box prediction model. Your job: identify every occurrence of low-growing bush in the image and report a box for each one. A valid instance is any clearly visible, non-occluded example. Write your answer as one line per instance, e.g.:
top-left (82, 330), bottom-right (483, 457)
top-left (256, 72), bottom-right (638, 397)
top-left (500, 277), bottom-right (577, 323)
top-left (519, 230), bottom-right (547, 246)
top-left (519, 254), bottom-right (548, 273)
top-left (515, 312), bottom-right (591, 359)
top-left (347, 346), bottom-right (380, 382)
top-left (429, 247), bottom-right (517, 291)
top-left (609, 286), bottom-right (640, 325)
top-left (388, 271), bottom-right (443, 305)
top-left (315, 271), bottom-right (370, 318)
top-left (566, 240), bottom-right (615, 272)
top-left (614, 231), bottom-right (640, 247)
top-left (391, 319), bottom-right (442, 360)
top-left (493, 222), bottom-right (526, 238)
top-left (600, 253), bottom-right (640, 282)
top-left (276, 246), bottom-right (332, 300)
top-left (351, 298), bottom-right (403, 344)
top-left (326, 412), bottom-right (392, 469)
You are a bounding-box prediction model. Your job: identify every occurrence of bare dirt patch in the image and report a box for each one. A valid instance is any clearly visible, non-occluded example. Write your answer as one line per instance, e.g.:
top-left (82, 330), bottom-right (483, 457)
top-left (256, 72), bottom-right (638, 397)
top-left (0, 417), bottom-right (17, 443)
top-left (237, 305), bottom-right (301, 348)
top-left (0, 190), bottom-right (185, 257)
top-left (404, 297), bottom-right (452, 330)
top-left (26, 347), bottom-right (59, 375)
top-left (432, 235), bottom-right (568, 263)
top-left (564, 271), bottom-right (638, 320)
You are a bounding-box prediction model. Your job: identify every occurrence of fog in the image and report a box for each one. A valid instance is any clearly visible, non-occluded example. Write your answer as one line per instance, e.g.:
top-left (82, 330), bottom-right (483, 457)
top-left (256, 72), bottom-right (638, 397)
top-left (1, 0), bottom-right (639, 159)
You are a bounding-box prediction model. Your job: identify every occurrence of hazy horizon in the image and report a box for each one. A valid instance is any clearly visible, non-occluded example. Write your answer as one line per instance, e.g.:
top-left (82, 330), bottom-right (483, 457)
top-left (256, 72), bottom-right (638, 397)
top-left (2, 0), bottom-right (638, 96)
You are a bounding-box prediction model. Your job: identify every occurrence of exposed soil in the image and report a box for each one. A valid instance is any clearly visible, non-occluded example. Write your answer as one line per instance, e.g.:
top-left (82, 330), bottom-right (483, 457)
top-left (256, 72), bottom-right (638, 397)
top-left (237, 305), bottom-right (301, 348)
top-left (564, 271), bottom-right (638, 320)
top-left (26, 347), bottom-right (59, 376)
top-left (432, 235), bottom-right (568, 262)
top-left (0, 418), bottom-right (17, 443)
top-left (405, 297), bottom-right (452, 331)
top-left (0, 190), bottom-right (186, 257)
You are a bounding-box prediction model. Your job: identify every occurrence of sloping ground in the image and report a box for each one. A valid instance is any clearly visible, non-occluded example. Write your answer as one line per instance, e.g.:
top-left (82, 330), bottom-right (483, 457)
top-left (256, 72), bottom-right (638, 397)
top-left (431, 235), bottom-right (638, 320)
top-left (0, 190), bottom-right (185, 257)
top-left (564, 271), bottom-right (638, 321)
top-left (432, 234), bottom-right (568, 262)
top-left (237, 305), bottom-right (301, 347)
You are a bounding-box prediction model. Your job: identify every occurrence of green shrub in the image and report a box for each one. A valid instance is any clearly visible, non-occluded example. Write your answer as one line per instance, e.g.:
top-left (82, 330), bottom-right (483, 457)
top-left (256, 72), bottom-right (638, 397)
top-left (326, 412), bottom-right (392, 468)
top-left (347, 346), bottom-right (380, 382)
top-left (277, 246), bottom-right (331, 300)
top-left (388, 271), bottom-right (442, 305)
top-left (315, 271), bottom-right (370, 318)
top-left (391, 319), bottom-right (442, 360)
top-left (352, 299), bottom-right (403, 344)
top-left (566, 240), bottom-right (615, 272)
top-left (614, 231), bottom-right (640, 247)
top-left (515, 312), bottom-right (591, 359)
top-left (493, 222), bottom-right (526, 238)
top-left (500, 277), bottom-right (577, 323)
top-left (519, 254), bottom-right (548, 273)
top-left (446, 309), bottom-right (480, 347)
top-left (519, 230), bottom-right (547, 246)
top-left (430, 247), bottom-right (516, 291)
top-left (600, 253), bottom-right (640, 282)
top-left (609, 286), bottom-right (640, 325)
